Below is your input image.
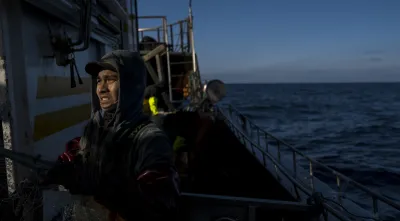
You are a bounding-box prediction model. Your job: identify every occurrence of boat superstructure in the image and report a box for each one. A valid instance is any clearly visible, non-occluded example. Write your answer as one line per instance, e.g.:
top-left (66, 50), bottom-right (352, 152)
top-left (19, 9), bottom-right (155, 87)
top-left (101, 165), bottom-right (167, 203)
top-left (0, 0), bottom-right (137, 219)
top-left (137, 13), bottom-right (202, 109)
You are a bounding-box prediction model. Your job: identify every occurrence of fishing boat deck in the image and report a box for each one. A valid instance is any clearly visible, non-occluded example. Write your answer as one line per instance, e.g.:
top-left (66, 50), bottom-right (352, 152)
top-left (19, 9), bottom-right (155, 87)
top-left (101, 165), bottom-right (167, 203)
top-left (218, 104), bottom-right (400, 221)
top-left (181, 114), bottom-right (295, 200)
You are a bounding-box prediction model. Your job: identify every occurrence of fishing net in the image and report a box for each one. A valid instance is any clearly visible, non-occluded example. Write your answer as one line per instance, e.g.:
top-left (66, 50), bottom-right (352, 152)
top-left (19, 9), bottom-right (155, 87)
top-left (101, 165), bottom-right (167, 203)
top-left (0, 175), bottom-right (111, 221)
top-left (0, 177), bottom-right (42, 220)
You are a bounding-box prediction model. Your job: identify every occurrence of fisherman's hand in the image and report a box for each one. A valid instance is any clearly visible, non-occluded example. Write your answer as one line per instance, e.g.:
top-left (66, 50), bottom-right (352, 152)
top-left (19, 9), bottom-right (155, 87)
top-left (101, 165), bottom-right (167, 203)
top-left (59, 137), bottom-right (81, 162)
top-left (41, 137), bottom-right (87, 193)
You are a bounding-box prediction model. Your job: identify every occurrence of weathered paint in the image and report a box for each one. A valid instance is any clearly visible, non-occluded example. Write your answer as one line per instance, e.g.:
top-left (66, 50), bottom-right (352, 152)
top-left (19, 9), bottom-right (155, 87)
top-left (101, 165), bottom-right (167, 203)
top-left (0, 0), bottom-right (30, 196)
top-left (0, 55), bottom-right (15, 196)
top-left (0, 1), bottom-right (11, 196)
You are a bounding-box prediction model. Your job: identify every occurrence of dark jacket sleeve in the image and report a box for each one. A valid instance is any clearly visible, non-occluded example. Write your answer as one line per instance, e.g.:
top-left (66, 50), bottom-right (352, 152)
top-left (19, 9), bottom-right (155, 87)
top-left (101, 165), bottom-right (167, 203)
top-left (119, 125), bottom-right (180, 221)
top-left (134, 126), bottom-right (174, 172)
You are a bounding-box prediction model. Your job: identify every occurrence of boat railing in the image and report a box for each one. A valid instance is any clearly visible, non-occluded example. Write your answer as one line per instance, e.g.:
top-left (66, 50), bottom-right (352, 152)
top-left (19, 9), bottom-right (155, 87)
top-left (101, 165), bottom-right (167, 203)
top-left (137, 15), bottom-right (202, 103)
top-left (218, 104), bottom-right (400, 221)
top-left (138, 16), bottom-right (192, 53)
top-left (180, 192), bottom-right (323, 221)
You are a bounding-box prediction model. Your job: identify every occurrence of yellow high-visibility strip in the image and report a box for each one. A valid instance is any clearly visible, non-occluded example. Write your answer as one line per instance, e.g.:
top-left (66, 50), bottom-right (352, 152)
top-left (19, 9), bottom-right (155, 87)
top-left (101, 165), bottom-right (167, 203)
top-left (33, 103), bottom-right (91, 141)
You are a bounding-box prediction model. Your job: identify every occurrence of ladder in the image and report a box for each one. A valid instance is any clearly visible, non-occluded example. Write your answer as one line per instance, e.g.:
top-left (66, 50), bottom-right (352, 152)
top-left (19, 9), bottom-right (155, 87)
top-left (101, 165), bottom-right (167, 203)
top-left (141, 45), bottom-right (175, 111)
top-left (138, 15), bottom-right (202, 108)
top-left (168, 15), bottom-right (202, 105)
top-left (169, 58), bottom-right (194, 104)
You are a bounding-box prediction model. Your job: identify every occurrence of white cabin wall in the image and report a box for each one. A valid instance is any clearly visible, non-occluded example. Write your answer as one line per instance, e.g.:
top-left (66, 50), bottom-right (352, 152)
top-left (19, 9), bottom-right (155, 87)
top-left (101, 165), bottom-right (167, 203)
top-left (1, 1), bottom-right (130, 219)
top-left (20, 8), bottom-right (111, 161)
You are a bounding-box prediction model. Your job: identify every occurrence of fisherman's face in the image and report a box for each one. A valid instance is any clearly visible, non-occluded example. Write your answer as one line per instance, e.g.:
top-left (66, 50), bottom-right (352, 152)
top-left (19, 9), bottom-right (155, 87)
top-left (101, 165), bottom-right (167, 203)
top-left (96, 70), bottom-right (119, 110)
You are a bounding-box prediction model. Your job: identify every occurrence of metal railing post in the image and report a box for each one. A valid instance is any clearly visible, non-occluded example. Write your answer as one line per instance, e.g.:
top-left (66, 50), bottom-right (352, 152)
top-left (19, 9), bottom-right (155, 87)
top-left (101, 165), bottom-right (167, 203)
top-left (179, 21), bottom-right (184, 52)
top-left (188, 17), bottom-right (196, 73)
top-left (169, 25), bottom-right (174, 51)
top-left (162, 18), bottom-right (173, 103)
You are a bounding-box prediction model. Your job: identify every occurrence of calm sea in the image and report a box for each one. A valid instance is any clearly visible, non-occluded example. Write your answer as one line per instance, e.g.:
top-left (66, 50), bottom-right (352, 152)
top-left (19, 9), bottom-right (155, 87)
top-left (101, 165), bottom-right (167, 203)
top-left (221, 82), bottom-right (400, 218)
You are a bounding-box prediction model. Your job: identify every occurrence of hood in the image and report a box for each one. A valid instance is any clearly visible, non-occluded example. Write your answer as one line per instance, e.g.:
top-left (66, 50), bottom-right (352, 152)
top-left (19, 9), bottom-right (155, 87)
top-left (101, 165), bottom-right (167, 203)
top-left (85, 50), bottom-right (147, 129)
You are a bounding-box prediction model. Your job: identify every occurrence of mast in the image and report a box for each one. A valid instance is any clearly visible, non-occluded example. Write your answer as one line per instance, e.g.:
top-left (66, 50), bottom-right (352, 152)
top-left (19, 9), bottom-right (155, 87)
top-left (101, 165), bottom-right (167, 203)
top-left (188, 0), bottom-right (202, 102)
top-left (188, 0), bottom-right (197, 73)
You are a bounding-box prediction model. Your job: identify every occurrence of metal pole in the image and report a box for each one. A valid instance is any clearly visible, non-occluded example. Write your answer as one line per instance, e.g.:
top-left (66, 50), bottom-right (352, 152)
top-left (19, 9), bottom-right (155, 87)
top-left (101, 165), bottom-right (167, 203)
top-left (132, 0), bottom-right (140, 51)
top-left (188, 2), bottom-right (197, 73)
top-left (163, 18), bottom-right (173, 103)
top-left (188, 0), bottom-right (201, 102)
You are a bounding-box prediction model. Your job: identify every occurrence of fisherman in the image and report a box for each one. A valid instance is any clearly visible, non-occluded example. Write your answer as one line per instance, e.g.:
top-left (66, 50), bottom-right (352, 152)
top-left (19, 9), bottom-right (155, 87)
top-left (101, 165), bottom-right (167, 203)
top-left (143, 84), bottom-right (160, 116)
top-left (143, 84), bottom-right (188, 156)
top-left (142, 83), bottom-right (189, 162)
top-left (46, 50), bottom-right (180, 221)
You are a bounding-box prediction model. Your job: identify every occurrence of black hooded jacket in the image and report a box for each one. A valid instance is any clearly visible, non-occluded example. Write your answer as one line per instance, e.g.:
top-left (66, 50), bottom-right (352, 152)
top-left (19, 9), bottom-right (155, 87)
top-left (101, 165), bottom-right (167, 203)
top-left (61, 50), bottom-right (179, 221)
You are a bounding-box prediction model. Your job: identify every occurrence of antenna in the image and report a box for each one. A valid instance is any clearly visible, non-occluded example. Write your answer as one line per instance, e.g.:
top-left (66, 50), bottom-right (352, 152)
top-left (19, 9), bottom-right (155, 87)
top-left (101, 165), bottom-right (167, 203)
top-left (188, 0), bottom-right (193, 18)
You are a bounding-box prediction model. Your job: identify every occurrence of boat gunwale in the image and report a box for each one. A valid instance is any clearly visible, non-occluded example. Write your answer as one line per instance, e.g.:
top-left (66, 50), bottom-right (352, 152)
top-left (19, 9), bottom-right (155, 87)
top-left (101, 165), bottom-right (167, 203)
top-left (181, 192), bottom-right (316, 212)
top-left (217, 104), bottom-right (400, 221)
